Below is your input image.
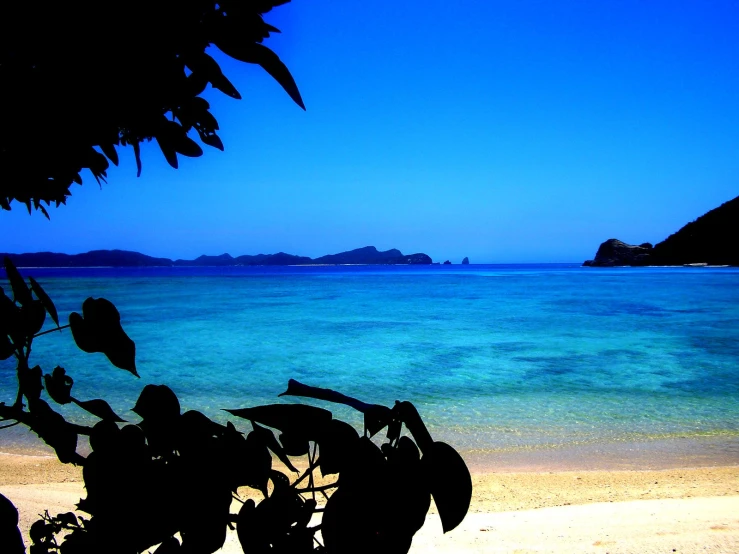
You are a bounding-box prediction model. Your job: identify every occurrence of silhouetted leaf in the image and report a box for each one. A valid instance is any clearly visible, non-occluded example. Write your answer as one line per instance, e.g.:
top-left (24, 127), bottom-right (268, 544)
top-left (235, 499), bottom-right (258, 552)
top-left (421, 442), bottom-right (471, 533)
top-left (225, 404), bottom-right (332, 438)
top-left (28, 277), bottom-right (59, 327)
top-left (73, 398), bottom-right (125, 422)
top-left (0, 492), bottom-right (19, 526)
top-left (20, 365), bottom-right (43, 402)
top-left (155, 135), bottom-right (179, 169)
top-left (0, 493), bottom-right (24, 554)
top-left (280, 379), bottom-right (371, 410)
top-left (185, 53), bottom-right (242, 100)
top-left (3, 257), bottom-right (32, 306)
top-left (386, 418), bottom-right (402, 444)
top-left (317, 419), bottom-right (359, 476)
top-left (69, 298), bottom-right (137, 375)
top-left (88, 419), bottom-right (121, 455)
top-left (253, 0), bottom-right (291, 14)
top-left (20, 300), bottom-right (45, 338)
top-left (0, 335), bottom-right (13, 360)
top-left (132, 384), bottom-right (180, 421)
top-left (243, 431), bottom-right (272, 494)
top-left (153, 536), bottom-right (180, 554)
top-left (27, 399), bottom-right (82, 465)
top-left (278, 431), bottom-right (310, 456)
top-left (55, 512), bottom-right (78, 527)
top-left (364, 404), bottom-right (392, 437)
top-left (186, 72), bottom-right (208, 96)
top-left (215, 42), bottom-right (304, 109)
top-left (29, 519), bottom-right (52, 545)
top-left (68, 312), bottom-right (94, 352)
top-left (99, 143), bottom-right (119, 166)
top-left (133, 141), bottom-right (142, 177)
top-left (0, 288), bottom-right (21, 336)
top-left (322, 485), bottom-right (384, 553)
top-left (44, 366), bottom-right (73, 405)
top-left (160, 121), bottom-right (203, 158)
top-left (393, 401), bottom-right (433, 453)
top-left (252, 422), bottom-right (299, 473)
top-left (200, 133), bottom-right (224, 151)
top-left (384, 436), bottom-right (429, 542)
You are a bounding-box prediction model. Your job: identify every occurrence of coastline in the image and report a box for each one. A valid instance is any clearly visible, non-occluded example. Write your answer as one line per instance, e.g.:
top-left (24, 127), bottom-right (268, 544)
top-left (2, 450), bottom-right (738, 553)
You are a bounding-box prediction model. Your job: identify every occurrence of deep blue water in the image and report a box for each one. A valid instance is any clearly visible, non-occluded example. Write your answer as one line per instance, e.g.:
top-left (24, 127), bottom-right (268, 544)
top-left (2, 264), bottom-right (738, 466)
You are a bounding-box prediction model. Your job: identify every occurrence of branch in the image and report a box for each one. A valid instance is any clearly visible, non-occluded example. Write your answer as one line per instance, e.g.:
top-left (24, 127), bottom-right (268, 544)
top-left (34, 324), bottom-right (70, 339)
top-left (0, 421), bottom-right (21, 430)
top-left (295, 482), bottom-right (337, 494)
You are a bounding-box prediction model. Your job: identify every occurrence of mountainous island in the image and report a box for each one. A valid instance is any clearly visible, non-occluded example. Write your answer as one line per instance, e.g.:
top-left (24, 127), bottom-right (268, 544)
top-left (584, 195), bottom-right (739, 267)
top-left (1, 246), bottom-right (433, 268)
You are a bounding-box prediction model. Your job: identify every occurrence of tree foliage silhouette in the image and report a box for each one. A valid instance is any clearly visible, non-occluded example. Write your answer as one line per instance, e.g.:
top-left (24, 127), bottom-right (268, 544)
top-left (1, 259), bottom-right (472, 553)
top-left (0, 0), bottom-right (304, 216)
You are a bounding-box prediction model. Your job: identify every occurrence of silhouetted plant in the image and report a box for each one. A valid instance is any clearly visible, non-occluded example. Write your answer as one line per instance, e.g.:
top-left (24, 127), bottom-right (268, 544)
top-left (0, 0), bottom-right (305, 216)
top-left (1, 258), bottom-right (472, 553)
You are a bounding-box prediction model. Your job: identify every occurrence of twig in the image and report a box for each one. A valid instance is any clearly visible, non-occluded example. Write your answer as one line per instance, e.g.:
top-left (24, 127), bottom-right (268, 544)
top-left (34, 324), bottom-right (70, 339)
top-left (295, 482), bottom-right (337, 494)
top-left (0, 421), bottom-right (21, 430)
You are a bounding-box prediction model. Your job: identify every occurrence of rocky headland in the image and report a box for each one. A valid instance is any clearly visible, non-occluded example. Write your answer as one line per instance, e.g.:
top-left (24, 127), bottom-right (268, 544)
top-left (584, 195), bottom-right (739, 267)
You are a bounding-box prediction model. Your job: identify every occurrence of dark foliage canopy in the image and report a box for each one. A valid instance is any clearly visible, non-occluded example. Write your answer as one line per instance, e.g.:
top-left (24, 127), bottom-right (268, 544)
top-left (0, 0), bottom-right (304, 217)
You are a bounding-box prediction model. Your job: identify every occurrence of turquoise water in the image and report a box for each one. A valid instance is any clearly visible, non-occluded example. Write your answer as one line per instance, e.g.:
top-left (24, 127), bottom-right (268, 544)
top-left (2, 264), bottom-right (738, 467)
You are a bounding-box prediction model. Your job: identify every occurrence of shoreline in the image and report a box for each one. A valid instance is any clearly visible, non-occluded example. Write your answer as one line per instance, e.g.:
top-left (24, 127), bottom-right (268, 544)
top-left (6, 431), bottom-right (738, 472)
top-left (2, 453), bottom-right (737, 552)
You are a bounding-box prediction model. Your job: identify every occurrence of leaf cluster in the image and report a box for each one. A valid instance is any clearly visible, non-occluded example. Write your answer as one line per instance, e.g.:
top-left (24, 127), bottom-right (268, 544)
top-left (0, 261), bottom-right (472, 554)
top-left (0, 1), bottom-right (304, 216)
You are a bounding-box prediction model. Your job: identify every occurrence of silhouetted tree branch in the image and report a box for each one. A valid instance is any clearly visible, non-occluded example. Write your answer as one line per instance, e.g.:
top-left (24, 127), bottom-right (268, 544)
top-left (0, 0), bottom-right (304, 217)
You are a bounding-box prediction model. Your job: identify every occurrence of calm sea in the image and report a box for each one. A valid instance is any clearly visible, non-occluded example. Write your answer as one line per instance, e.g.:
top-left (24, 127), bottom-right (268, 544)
top-left (2, 264), bottom-right (738, 469)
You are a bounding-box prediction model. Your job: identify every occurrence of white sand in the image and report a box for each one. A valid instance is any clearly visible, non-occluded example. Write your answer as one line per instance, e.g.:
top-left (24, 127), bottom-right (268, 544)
top-left (2, 454), bottom-right (738, 553)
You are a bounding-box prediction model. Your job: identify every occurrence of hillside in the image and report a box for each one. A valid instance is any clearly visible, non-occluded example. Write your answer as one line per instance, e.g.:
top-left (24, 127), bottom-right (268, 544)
top-left (2, 246), bottom-right (432, 267)
top-left (584, 196), bottom-right (739, 266)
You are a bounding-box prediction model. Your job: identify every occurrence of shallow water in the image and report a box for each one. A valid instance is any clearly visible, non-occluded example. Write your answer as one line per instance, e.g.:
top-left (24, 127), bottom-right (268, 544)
top-left (2, 264), bottom-right (738, 468)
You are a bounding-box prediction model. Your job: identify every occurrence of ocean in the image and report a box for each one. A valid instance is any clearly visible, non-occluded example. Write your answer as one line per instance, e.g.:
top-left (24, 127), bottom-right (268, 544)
top-left (2, 264), bottom-right (738, 469)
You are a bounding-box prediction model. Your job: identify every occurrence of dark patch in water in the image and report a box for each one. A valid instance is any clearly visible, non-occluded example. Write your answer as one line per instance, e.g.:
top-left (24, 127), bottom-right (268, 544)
top-left (427, 346), bottom-right (478, 370)
top-left (513, 354), bottom-right (585, 376)
top-left (687, 333), bottom-right (739, 358)
top-left (599, 348), bottom-right (649, 362)
top-left (488, 341), bottom-right (538, 354)
top-left (311, 294), bottom-right (342, 301)
top-left (313, 320), bottom-right (411, 335)
top-left (261, 291), bottom-right (298, 298)
top-left (546, 298), bottom-right (670, 318)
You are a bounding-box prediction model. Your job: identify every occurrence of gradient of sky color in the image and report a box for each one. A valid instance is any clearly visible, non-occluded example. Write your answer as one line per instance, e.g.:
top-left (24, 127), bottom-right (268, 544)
top-left (1, 0), bottom-right (737, 263)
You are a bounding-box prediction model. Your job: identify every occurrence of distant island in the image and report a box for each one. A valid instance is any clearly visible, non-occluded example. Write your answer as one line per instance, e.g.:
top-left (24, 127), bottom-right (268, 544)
top-left (584, 195), bottom-right (739, 267)
top-left (1, 246), bottom-right (433, 268)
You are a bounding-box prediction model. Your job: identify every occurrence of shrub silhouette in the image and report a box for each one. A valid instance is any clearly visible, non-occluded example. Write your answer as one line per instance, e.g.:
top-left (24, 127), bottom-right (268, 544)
top-left (0, 258), bottom-right (472, 553)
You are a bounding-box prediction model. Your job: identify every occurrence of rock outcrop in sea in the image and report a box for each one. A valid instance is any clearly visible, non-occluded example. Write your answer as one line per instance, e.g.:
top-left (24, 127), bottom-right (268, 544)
top-left (584, 195), bottom-right (739, 267)
top-left (462, 257), bottom-right (470, 265)
top-left (583, 240), bottom-right (653, 267)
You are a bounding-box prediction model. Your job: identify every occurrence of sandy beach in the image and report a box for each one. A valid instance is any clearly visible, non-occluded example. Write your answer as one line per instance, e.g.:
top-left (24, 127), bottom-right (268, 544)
top-left (2, 451), bottom-right (738, 553)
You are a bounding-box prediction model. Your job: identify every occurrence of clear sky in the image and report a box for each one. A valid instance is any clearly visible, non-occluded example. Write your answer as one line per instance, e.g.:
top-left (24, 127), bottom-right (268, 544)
top-left (2, 0), bottom-right (738, 263)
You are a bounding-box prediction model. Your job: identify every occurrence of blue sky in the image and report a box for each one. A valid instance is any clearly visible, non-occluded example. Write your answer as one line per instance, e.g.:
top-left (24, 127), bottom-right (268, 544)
top-left (2, 0), bottom-right (738, 263)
